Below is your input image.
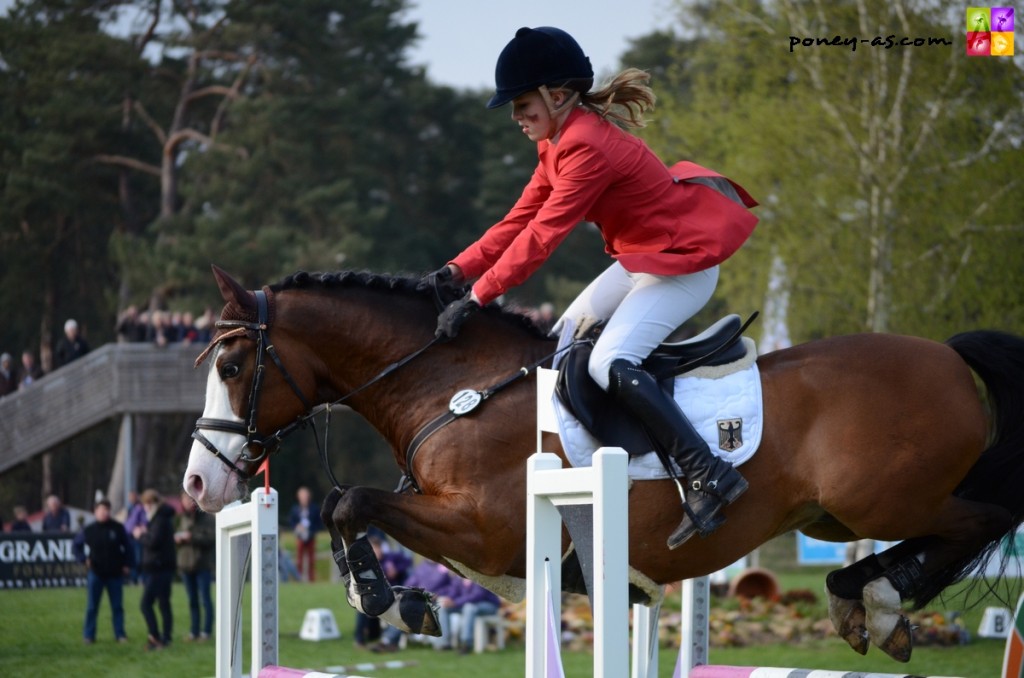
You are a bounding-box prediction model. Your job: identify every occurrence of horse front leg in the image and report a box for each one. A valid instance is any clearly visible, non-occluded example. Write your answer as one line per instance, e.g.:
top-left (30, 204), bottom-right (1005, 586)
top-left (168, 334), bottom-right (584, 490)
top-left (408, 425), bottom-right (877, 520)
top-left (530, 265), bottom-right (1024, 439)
top-left (320, 487), bottom-right (441, 636)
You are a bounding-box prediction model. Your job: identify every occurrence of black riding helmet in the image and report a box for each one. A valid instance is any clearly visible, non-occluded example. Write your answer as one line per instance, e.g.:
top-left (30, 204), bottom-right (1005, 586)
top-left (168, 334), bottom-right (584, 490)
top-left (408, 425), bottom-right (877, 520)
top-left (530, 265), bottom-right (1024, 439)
top-left (487, 27), bottom-right (594, 109)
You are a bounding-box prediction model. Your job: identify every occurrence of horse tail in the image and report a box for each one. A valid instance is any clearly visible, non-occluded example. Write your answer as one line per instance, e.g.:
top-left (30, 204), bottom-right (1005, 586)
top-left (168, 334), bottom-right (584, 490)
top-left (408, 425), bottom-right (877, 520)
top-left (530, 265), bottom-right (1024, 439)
top-left (912, 329), bottom-right (1024, 607)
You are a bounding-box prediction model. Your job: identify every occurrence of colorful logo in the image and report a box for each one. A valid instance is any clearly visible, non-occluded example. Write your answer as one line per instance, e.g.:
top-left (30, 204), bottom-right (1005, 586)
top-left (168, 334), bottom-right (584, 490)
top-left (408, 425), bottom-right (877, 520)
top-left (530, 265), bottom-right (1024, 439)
top-left (967, 7), bottom-right (1015, 55)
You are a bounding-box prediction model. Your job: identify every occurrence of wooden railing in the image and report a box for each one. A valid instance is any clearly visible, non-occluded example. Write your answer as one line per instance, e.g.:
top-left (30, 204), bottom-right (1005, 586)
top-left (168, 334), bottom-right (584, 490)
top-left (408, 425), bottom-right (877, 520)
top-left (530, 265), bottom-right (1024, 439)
top-left (0, 343), bottom-right (207, 473)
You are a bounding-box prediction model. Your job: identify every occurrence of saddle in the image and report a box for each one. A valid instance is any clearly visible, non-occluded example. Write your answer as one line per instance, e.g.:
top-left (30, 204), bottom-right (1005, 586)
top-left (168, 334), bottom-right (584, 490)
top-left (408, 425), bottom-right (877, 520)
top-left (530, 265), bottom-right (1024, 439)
top-left (555, 314), bottom-right (754, 456)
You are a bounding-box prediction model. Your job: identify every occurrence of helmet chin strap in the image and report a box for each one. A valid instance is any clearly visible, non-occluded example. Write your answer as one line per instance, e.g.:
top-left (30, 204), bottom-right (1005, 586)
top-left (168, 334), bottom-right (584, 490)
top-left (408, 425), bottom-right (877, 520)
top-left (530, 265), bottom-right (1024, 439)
top-left (538, 85), bottom-right (580, 139)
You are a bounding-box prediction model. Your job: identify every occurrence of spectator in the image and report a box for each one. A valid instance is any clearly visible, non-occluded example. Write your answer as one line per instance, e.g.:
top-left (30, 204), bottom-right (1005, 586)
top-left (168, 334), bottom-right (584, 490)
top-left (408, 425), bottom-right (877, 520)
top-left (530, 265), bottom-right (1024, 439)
top-left (134, 489), bottom-right (176, 650)
top-left (42, 494), bottom-right (71, 532)
top-left (18, 350), bottom-right (43, 389)
top-left (195, 308), bottom-right (216, 343)
top-left (9, 505), bottom-right (32, 532)
top-left (122, 491), bottom-right (147, 585)
top-left (433, 577), bottom-right (502, 653)
top-left (372, 560), bottom-right (455, 653)
top-left (75, 499), bottom-right (132, 644)
top-left (0, 353), bottom-right (16, 396)
top-left (175, 492), bottom-right (214, 642)
top-left (453, 578), bottom-right (503, 654)
top-left (288, 486), bottom-right (321, 582)
top-left (150, 311), bottom-right (171, 347)
top-left (179, 311), bottom-right (199, 344)
top-left (115, 306), bottom-right (146, 343)
top-left (55, 318), bottom-right (90, 367)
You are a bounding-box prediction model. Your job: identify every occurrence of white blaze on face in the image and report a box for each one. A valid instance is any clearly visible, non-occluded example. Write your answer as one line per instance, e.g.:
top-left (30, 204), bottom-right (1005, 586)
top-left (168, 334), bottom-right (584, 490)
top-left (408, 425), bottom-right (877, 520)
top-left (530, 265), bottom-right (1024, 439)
top-left (182, 350), bottom-right (248, 512)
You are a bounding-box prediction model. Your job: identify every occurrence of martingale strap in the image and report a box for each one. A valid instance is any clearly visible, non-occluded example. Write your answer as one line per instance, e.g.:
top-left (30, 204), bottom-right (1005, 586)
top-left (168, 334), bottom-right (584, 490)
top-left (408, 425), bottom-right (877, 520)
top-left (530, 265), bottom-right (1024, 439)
top-left (400, 341), bottom-right (578, 494)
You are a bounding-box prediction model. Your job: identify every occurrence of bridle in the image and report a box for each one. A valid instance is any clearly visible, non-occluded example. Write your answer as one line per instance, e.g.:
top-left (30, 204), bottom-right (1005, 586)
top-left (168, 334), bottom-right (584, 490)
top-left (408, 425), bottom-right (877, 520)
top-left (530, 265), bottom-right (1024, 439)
top-left (191, 288), bottom-right (315, 480)
top-left (191, 285), bottom-right (445, 487)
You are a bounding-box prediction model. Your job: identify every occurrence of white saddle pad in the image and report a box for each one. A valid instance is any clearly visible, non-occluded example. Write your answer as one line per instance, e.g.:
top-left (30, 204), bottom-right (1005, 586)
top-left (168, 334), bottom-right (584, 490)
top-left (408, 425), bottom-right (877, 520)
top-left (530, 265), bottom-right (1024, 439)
top-left (553, 338), bottom-right (763, 480)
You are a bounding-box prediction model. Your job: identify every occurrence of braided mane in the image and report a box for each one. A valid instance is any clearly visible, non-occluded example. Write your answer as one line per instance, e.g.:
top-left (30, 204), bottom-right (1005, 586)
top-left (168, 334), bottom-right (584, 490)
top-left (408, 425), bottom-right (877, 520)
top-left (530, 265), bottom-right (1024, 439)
top-left (273, 270), bottom-right (551, 339)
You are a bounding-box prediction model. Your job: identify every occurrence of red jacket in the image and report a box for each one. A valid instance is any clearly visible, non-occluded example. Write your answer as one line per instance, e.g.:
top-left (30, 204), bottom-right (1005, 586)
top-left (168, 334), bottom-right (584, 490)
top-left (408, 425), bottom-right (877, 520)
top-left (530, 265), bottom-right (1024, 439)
top-left (451, 108), bottom-right (758, 305)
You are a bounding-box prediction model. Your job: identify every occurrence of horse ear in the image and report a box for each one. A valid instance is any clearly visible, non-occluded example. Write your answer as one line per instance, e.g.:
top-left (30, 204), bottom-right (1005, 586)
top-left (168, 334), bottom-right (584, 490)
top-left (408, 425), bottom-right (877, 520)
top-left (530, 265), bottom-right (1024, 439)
top-left (211, 265), bottom-right (255, 311)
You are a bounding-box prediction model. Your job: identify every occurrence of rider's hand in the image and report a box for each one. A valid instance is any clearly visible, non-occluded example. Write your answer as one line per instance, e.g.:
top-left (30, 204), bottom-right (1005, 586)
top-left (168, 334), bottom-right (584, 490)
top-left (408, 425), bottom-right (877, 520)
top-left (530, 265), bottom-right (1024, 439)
top-left (435, 293), bottom-right (480, 340)
top-left (421, 265), bottom-right (464, 290)
top-left (422, 265), bottom-right (452, 289)
top-left (421, 265), bottom-right (465, 309)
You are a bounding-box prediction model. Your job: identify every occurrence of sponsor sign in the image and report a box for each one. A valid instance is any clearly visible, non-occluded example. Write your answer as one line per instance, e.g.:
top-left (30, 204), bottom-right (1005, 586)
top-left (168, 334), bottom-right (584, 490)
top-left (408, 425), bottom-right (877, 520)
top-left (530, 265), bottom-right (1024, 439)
top-left (0, 532), bottom-right (87, 588)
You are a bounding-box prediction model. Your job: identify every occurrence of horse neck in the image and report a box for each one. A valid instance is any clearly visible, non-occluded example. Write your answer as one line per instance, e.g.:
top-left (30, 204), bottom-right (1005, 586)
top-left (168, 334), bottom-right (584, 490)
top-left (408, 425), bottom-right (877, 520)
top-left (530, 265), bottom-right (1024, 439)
top-left (278, 286), bottom-right (550, 452)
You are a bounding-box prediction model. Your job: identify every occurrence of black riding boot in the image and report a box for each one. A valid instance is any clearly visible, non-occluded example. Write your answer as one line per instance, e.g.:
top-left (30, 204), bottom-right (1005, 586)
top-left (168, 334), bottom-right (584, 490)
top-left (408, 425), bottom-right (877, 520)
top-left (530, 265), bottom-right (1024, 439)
top-left (608, 359), bottom-right (749, 549)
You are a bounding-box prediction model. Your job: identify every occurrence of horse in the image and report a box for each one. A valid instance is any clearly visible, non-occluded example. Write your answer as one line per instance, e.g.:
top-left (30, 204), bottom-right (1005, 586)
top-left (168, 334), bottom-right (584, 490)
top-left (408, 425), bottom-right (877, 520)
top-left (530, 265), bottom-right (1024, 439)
top-left (183, 266), bottom-right (1024, 663)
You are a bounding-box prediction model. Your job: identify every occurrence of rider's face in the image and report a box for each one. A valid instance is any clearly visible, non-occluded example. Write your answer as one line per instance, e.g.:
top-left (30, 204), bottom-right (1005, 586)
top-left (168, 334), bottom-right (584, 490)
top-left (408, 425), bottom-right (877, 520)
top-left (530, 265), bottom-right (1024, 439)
top-left (511, 91), bottom-right (552, 142)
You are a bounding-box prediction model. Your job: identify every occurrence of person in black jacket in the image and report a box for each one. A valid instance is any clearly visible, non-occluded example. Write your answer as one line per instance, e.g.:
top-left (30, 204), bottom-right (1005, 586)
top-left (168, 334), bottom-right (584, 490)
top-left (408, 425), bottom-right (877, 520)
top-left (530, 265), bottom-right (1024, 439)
top-left (75, 499), bottom-right (133, 644)
top-left (134, 489), bottom-right (177, 650)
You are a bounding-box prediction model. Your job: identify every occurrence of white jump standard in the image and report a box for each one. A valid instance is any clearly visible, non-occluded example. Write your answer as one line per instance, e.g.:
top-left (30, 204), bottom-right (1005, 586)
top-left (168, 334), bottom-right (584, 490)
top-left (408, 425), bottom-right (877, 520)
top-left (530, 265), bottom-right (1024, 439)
top-left (214, 487), bottom-right (353, 678)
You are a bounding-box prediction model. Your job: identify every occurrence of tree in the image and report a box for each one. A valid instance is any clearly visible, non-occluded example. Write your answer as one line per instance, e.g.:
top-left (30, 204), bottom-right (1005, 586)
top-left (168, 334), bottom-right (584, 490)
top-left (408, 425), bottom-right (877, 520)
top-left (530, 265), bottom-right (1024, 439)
top-left (643, 0), bottom-right (1023, 341)
top-left (0, 0), bottom-right (142, 360)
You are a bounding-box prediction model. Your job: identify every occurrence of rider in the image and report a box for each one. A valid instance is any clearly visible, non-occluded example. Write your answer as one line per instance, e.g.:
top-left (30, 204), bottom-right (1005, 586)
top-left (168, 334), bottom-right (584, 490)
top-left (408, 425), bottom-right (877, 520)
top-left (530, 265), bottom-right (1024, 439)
top-left (427, 27), bottom-right (759, 549)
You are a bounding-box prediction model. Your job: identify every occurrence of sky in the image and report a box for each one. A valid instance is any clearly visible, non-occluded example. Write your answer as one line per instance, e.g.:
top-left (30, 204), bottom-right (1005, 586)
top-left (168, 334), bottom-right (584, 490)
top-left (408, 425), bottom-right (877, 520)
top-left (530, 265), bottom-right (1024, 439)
top-left (400, 0), bottom-right (672, 89)
top-left (0, 0), bottom-right (672, 90)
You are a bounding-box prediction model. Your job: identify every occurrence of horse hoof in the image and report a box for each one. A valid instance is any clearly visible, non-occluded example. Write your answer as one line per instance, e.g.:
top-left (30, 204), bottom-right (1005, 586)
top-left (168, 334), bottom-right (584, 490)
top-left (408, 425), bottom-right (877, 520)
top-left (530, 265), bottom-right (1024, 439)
top-left (826, 592), bottom-right (869, 655)
top-left (878, 616), bottom-right (914, 663)
top-left (394, 587), bottom-right (442, 636)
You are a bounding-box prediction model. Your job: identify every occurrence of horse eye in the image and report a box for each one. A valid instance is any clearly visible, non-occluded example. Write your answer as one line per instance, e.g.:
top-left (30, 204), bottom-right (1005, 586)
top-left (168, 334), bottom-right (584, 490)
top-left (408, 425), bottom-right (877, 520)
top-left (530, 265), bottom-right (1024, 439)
top-left (221, 363), bottom-right (240, 379)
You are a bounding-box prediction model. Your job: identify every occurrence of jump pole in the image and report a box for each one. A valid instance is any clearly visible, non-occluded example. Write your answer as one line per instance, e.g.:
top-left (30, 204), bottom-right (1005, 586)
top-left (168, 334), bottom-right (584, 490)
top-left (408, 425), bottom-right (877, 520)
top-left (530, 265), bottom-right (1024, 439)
top-left (531, 366), bottom-right (666, 677)
top-left (526, 448), bottom-right (630, 677)
top-left (215, 487), bottom-right (351, 678)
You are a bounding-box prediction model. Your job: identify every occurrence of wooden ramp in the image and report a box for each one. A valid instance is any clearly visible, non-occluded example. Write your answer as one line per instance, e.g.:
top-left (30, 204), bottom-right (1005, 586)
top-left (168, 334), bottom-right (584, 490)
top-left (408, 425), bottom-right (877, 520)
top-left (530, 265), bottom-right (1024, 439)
top-left (0, 343), bottom-right (206, 473)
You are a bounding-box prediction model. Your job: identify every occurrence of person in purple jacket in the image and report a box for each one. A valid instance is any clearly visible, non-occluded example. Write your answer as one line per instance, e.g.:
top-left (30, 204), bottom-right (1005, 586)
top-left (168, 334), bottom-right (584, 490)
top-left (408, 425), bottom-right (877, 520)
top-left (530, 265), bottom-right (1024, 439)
top-left (122, 491), bottom-right (148, 584)
top-left (434, 576), bottom-right (502, 653)
top-left (371, 560), bottom-right (454, 653)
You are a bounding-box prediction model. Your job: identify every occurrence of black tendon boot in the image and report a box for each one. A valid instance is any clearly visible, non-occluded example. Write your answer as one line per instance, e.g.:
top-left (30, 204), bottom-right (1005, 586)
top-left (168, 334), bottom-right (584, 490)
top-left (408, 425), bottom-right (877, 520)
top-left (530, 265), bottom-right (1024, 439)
top-left (608, 359), bottom-right (749, 549)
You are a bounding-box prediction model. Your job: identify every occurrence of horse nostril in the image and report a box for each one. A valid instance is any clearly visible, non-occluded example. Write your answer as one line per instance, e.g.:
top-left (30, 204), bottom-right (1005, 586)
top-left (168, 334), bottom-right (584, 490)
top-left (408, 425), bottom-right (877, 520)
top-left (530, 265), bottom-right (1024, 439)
top-left (186, 474), bottom-right (205, 499)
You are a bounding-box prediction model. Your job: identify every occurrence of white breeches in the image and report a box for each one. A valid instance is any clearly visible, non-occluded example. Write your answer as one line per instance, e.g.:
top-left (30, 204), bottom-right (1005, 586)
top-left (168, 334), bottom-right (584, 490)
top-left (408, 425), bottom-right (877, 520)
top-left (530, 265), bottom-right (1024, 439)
top-left (557, 262), bottom-right (719, 391)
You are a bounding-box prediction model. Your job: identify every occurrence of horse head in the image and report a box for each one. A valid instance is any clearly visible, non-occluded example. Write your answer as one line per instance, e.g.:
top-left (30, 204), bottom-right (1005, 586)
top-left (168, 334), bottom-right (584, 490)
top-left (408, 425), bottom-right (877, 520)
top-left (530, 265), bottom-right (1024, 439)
top-left (184, 266), bottom-right (322, 511)
top-left (183, 265), bottom-right (553, 512)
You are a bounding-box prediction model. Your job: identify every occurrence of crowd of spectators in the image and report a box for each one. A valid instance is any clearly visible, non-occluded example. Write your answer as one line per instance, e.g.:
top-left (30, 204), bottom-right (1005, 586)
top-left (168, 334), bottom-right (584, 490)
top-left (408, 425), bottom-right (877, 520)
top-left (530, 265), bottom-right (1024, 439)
top-left (0, 307), bottom-right (216, 401)
top-left (0, 349), bottom-right (45, 397)
top-left (116, 306), bottom-right (216, 346)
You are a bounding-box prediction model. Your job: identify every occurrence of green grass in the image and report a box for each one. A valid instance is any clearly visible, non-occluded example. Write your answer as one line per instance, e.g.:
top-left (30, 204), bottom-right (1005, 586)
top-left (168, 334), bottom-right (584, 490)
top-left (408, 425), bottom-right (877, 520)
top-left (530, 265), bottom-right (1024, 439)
top-left (0, 566), bottom-right (1012, 677)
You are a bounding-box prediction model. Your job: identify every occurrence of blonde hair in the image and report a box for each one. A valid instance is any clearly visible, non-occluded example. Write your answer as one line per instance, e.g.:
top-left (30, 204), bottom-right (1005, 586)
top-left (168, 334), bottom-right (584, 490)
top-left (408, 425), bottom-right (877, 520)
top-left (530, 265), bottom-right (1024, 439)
top-left (578, 68), bottom-right (656, 128)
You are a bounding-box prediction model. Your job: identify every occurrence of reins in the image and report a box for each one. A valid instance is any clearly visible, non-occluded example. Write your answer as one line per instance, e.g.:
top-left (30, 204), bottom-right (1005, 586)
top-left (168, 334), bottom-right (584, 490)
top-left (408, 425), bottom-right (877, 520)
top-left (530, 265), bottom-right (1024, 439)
top-left (192, 281), bottom-right (573, 494)
top-left (192, 285), bottom-right (447, 490)
top-left (306, 334), bottom-right (445, 489)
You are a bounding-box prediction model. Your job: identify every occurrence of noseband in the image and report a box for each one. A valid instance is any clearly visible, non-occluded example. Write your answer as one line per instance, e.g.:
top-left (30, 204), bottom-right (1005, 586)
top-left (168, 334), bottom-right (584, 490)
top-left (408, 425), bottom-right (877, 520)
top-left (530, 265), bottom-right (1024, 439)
top-left (191, 289), bottom-right (314, 480)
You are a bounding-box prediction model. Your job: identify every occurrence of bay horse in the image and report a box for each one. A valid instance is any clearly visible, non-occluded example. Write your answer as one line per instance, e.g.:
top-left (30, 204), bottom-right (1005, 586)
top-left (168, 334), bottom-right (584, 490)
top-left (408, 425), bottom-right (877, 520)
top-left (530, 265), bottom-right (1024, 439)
top-left (183, 266), bottom-right (1024, 663)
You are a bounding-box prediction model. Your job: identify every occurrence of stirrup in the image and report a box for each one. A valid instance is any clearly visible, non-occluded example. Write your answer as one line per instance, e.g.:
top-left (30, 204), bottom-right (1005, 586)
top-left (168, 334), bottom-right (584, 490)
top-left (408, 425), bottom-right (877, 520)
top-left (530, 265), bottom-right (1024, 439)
top-left (667, 491), bottom-right (728, 549)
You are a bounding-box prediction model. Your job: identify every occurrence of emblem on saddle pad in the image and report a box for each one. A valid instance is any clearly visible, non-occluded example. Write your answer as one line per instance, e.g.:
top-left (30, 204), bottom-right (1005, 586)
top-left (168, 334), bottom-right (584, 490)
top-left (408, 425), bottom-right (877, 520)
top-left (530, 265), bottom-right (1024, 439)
top-left (717, 418), bottom-right (743, 451)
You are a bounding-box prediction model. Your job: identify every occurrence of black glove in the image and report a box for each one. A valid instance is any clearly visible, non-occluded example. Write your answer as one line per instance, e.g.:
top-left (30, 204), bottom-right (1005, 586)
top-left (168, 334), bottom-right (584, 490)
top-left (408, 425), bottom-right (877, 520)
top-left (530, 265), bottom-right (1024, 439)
top-left (421, 266), bottom-right (461, 310)
top-left (435, 293), bottom-right (480, 340)
top-left (422, 265), bottom-right (454, 289)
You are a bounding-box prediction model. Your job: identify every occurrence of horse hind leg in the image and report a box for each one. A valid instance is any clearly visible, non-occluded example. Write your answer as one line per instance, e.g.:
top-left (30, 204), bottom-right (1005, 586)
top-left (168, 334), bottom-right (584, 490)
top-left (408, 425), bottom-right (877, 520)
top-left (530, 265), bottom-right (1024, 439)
top-left (863, 497), bottom-right (1012, 663)
top-left (825, 553), bottom-right (888, 655)
top-left (320, 487), bottom-right (441, 636)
